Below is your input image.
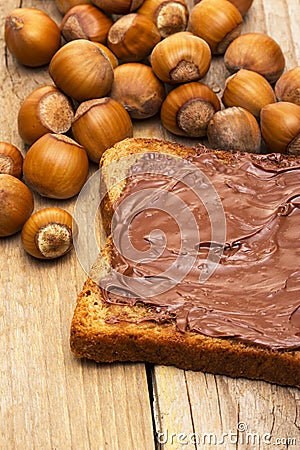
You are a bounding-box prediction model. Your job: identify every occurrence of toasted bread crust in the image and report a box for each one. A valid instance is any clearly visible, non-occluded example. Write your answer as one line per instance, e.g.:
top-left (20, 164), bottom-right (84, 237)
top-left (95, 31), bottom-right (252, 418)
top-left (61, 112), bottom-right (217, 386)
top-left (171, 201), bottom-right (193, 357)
top-left (70, 277), bottom-right (300, 388)
top-left (71, 137), bottom-right (300, 387)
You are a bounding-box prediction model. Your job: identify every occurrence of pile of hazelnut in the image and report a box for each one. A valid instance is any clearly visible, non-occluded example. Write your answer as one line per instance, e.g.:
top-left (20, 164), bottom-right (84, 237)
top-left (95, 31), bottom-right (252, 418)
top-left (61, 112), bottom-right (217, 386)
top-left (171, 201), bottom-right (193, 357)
top-left (1, 0), bottom-right (300, 258)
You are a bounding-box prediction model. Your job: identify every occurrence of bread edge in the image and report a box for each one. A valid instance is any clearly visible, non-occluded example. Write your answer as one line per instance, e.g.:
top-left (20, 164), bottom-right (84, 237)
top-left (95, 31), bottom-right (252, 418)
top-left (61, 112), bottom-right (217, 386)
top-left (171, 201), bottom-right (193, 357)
top-left (70, 277), bottom-right (300, 388)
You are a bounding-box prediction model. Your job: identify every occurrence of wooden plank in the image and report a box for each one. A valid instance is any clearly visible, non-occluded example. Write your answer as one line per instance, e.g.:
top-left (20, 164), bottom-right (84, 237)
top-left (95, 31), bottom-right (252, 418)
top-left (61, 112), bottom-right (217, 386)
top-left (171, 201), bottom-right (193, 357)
top-left (0, 1), bottom-right (155, 449)
top-left (152, 367), bottom-right (300, 449)
top-left (151, 366), bottom-right (195, 450)
top-left (185, 372), bottom-right (300, 450)
top-left (286, 0), bottom-right (300, 63)
top-left (262, 0), bottom-right (299, 69)
top-left (150, 1), bottom-right (300, 449)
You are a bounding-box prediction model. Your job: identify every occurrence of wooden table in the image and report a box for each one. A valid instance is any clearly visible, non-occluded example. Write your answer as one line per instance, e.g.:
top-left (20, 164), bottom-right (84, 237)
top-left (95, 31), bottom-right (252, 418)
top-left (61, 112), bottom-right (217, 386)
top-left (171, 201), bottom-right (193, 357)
top-left (1, 1), bottom-right (300, 449)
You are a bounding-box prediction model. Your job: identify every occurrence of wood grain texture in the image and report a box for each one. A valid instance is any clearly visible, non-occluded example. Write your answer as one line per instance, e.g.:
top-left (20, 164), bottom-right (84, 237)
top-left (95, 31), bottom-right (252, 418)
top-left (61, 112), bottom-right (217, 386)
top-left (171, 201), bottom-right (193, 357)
top-left (1, 0), bottom-right (300, 449)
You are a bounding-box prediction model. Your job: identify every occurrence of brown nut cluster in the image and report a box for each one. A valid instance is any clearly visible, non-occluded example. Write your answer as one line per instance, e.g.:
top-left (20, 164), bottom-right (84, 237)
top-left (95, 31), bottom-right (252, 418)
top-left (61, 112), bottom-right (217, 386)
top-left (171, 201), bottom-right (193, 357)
top-left (23, 133), bottom-right (89, 199)
top-left (110, 63), bottom-right (166, 119)
top-left (0, 174), bottom-right (34, 237)
top-left (5, 8), bottom-right (61, 67)
top-left (21, 207), bottom-right (74, 259)
top-left (55, 1), bottom-right (92, 15)
top-left (161, 82), bottom-right (221, 137)
top-left (260, 102), bottom-right (300, 155)
top-left (18, 85), bottom-right (74, 145)
top-left (150, 31), bottom-right (211, 84)
top-left (0, 143), bottom-right (23, 178)
top-left (188, 0), bottom-right (243, 55)
top-left (137, 0), bottom-right (189, 38)
top-left (72, 98), bottom-right (133, 162)
top-left (60, 4), bottom-right (113, 43)
top-left (207, 106), bottom-right (261, 153)
top-left (49, 39), bottom-right (114, 101)
top-left (2, 0), bottom-right (300, 260)
top-left (107, 13), bottom-right (161, 62)
top-left (222, 69), bottom-right (276, 119)
top-left (224, 33), bottom-right (285, 83)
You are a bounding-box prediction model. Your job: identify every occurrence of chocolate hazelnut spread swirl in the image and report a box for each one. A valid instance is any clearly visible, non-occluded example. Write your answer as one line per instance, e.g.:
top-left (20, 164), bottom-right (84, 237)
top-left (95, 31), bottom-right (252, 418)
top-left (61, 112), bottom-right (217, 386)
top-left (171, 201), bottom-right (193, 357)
top-left (100, 150), bottom-right (300, 350)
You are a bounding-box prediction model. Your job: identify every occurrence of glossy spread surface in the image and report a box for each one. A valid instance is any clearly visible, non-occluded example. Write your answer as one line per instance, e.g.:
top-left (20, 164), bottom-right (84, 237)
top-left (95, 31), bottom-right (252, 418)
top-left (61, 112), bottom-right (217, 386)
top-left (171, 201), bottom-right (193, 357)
top-left (100, 149), bottom-right (300, 350)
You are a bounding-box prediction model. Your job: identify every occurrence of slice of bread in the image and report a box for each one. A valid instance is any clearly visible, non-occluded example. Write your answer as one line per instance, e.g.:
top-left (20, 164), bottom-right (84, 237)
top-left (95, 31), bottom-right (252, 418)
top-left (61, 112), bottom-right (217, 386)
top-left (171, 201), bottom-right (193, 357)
top-left (99, 137), bottom-right (197, 235)
top-left (70, 138), bottom-right (300, 388)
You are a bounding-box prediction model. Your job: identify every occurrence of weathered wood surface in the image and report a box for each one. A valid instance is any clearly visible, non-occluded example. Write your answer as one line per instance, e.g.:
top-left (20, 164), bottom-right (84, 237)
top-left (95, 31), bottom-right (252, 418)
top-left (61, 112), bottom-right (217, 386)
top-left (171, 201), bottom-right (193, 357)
top-left (0, 1), bottom-right (300, 449)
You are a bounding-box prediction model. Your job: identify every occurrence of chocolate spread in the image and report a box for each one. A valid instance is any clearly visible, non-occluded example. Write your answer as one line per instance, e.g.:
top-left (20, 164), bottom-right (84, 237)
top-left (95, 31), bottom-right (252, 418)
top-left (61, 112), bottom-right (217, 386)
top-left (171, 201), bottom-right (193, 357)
top-left (99, 149), bottom-right (300, 350)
